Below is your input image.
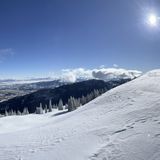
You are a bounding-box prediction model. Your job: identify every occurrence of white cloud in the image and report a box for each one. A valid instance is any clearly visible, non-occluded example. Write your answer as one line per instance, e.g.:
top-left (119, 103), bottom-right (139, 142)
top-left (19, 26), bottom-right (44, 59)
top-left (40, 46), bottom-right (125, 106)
top-left (0, 48), bottom-right (14, 63)
top-left (54, 67), bottom-right (142, 82)
top-left (59, 68), bottom-right (93, 82)
top-left (113, 64), bottom-right (119, 68)
top-left (99, 65), bottom-right (105, 68)
top-left (0, 67), bottom-right (142, 84)
top-left (92, 68), bottom-right (142, 81)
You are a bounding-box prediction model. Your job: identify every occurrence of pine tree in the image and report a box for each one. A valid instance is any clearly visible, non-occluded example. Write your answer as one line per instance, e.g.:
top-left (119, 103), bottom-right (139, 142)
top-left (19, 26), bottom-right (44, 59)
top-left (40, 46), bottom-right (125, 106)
top-left (23, 108), bottom-right (29, 115)
top-left (68, 97), bottom-right (73, 112)
top-left (68, 96), bottom-right (78, 112)
top-left (5, 110), bottom-right (8, 116)
top-left (58, 99), bottom-right (63, 110)
top-left (80, 95), bottom-right (86, 105)
top-left (74, 97), bottom-right (81, 108)
top-left (9, 109), bottom-right (14, 116)
top-left (93, 89), bottom-right (100, 98)
top-left (64, 103), bottom-right (68, 110)
top-left (48, 99), bottom-right (52, 112)
top-left (13, 111), bottom-right (16, 115)
top-left (17, 110), bottom-right (21, 115)
top-left (45, 105), bottom-right (48, 113)
top-left (86, 93), bottom-right (92, 103)
top-left (36, 103), bottom-right (43, 114)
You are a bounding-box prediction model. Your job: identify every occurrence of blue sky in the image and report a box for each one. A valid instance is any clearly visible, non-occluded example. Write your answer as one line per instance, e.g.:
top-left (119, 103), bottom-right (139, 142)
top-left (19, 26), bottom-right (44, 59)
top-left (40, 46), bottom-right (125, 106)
top-left (0, 0), bottom-right (160, 78)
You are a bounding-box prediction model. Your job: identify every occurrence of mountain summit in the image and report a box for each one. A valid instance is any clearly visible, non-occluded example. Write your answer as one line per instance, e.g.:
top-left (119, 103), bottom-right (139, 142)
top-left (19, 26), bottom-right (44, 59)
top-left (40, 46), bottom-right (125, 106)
top-left (0, 70), bottom-right (159, 160)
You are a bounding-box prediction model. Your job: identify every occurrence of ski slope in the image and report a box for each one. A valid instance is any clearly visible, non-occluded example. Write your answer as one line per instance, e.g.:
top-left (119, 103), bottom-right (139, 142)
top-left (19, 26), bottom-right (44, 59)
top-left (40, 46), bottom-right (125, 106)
top-left (0, 70), bottom-right (160, 160)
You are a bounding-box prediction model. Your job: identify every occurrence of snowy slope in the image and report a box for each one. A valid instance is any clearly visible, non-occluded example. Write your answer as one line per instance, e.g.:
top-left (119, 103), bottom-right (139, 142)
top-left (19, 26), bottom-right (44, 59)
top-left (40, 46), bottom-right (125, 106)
top-left (0, 70), bottom-right (160, 160)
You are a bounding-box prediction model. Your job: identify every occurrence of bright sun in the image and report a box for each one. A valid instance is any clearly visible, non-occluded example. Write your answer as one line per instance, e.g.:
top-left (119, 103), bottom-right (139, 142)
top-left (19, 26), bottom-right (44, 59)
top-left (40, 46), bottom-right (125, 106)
top-left (148, 14), bottom-right (157, 26)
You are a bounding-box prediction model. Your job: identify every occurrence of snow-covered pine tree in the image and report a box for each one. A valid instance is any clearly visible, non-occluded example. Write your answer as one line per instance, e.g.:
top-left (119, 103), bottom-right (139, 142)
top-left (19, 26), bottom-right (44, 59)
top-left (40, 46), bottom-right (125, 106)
top-left (93, 89), bottom-right (100, 98)
top-left (5, 110), bottom-right (8, 116)
top-left (80, 95), bottom-right (86, 105)
top-left (86, 93), bottom-right (92, 103)
top-left (13, 111), bottom-right (16, 115)
top-left (68, 96), bottom-right (78, 112)
top-left (58, 99), bottom-right (63, 110)
top-left (36, 103), bottom-right (43, 114)
top-left (45, 105), bottom-right (48, 113)
top-left (17, 110), bottom-right (21, 115)
top-left (64, 103), bottom-right (68, 110)
top-left (9, 109), bottom-right (14, 116)
top-left (48, 99), bottom-right (52, 112)
top-left (23, 108), bottom-right (29, 115)
top-left (68, 97), bottom-right (73, 112)
top-left (74, 97), bottom-right (81, 108)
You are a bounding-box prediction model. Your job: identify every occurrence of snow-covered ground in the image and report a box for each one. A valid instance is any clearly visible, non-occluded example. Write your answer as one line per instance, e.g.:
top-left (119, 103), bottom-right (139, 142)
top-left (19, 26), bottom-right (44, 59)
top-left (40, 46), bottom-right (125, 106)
top-left (0, 70), bottom-right (160, 160)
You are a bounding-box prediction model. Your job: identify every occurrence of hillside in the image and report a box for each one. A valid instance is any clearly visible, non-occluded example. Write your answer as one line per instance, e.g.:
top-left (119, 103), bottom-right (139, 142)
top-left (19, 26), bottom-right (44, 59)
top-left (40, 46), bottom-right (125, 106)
top-left (0, 70), bottom-right (160, 160)
top-left (0, 79), bottom-right (130, 113)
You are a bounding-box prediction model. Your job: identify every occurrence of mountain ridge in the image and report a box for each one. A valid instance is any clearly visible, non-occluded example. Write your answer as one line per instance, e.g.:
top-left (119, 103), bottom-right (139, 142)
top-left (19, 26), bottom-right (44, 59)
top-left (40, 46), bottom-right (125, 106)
top-left (0, 69), bottom-right (159, 160)
top-left (0, 79), bottom-right (130, 113)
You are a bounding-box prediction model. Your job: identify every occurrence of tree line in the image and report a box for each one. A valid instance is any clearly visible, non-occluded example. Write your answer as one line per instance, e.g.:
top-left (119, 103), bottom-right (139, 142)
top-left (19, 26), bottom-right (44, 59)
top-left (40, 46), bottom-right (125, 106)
top-left (3, 88), bottom-right (107, 116)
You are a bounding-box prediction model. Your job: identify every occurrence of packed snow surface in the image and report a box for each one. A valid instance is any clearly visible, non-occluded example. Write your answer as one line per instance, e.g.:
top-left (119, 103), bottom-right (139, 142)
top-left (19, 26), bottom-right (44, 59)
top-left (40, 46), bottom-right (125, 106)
top-left (0, 70), bottom-right (160, 160)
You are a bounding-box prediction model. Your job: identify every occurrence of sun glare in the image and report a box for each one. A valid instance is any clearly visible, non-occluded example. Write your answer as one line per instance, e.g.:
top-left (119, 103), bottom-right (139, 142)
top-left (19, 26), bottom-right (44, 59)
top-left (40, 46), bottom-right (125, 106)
top-left (148, 14), bottom-right (157, 26)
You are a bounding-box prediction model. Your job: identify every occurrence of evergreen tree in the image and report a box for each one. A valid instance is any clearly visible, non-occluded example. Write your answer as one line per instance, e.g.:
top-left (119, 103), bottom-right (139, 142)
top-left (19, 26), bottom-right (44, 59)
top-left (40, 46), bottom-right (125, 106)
top-left (67, 88), bottom-right (106, 112)
top-left (64, 104), bottom-right (68, 110)
top-left (13, 111), bottom-right (16, 115)
top-left (93, 89), bottom-right (100, 98)
top-left (36, 103), bottom-right (43, 114)
top-left (5, 110), bottom-right (8, 116)
top-left (68, 97), bottom-right (73, 112)
top-left (17, 110), bottom-right (21, 115)
top-left (68, 96), bottom-right (78, 112)
top-left (74, 97), bottom-right (81, 108)
top-left (23, 108), bottom-right (29, 115)
top-left (48, 99), bottom-right (52, 112)
top-left (58, 99), bottom-right (63, 110)
top-left (80, 95), bottom-right (86, 105)
top-left (45, 105), bottom-right (48, 113)
top-left (9, 109), bottom-right (14, 116)
top-left (86, 93), bottom-right (92, 103)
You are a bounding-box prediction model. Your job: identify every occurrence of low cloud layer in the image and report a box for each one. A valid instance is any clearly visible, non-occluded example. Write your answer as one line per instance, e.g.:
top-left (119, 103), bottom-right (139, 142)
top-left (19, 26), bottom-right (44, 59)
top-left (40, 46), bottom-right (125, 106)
top-left (58, 67), bottom-right (142, 82)
top-left (0, 67), bottom-right (142, 85)
top-left (58, 68), bottom-right (93, 82)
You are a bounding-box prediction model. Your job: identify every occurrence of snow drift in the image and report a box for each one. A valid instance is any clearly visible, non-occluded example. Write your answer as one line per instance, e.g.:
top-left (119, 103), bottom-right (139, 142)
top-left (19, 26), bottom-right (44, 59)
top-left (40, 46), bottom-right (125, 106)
top-left (0, 69), bottom-right (160, 160)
